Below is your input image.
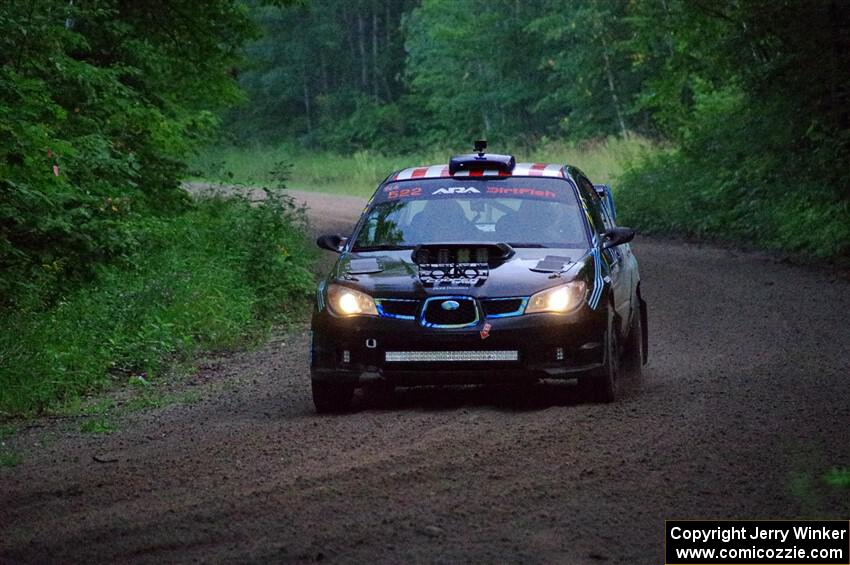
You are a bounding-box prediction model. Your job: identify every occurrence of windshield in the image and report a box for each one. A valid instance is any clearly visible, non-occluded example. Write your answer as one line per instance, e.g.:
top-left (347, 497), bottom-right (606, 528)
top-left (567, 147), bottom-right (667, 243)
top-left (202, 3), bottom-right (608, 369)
top-left (352, 178), bottom-right (589, 250)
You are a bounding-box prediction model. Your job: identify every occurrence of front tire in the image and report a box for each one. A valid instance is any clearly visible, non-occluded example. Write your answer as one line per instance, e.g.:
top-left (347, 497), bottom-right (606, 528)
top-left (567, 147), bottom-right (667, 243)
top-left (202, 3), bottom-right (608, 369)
top-left (581, 305), bottom-right (620, 403)
top-left (312, 381), bottom-right (354, 413)
top-left (623, 299), bottom-right (644, 379)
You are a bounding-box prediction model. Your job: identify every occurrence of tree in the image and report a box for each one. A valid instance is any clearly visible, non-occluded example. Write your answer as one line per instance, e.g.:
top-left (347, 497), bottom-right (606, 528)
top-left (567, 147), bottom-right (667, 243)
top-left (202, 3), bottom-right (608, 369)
top-left (403, 0), bottom-right (549, 145)
top-left (0, 0), bottom-right (263, 305)
top-left (227, 0), bottom-right (414, 148)
top-left (527, 0), bottom-right (653, 140)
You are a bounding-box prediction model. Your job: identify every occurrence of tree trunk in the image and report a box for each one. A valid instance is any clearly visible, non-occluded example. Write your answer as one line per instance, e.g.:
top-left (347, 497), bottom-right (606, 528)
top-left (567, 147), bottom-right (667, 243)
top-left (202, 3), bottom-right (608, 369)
top-left (319, 51), bottom-right (329, 95)
top-left (372, 9), bottom-right (379, 103)
top-left (342, 7), bottom-right (357, 88)
top-left (358, 14), bottom-right (368, 91)
top-left (600, 33), bottom-right (629, 139)
top-left (303, 80), bottom-right (312, 134)
top-left (385, 3), bottom-right (391, 47)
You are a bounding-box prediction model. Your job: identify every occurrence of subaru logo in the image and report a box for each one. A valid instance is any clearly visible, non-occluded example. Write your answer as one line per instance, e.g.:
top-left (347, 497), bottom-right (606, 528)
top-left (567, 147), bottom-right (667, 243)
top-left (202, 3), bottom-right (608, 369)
top-left (441, 300), bottom-right (460, 311)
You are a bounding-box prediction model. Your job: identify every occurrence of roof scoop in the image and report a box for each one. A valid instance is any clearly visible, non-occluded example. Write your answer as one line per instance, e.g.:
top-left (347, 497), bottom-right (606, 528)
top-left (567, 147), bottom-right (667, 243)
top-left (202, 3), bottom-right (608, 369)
top-left (449, 140), bottom-right (516, 175)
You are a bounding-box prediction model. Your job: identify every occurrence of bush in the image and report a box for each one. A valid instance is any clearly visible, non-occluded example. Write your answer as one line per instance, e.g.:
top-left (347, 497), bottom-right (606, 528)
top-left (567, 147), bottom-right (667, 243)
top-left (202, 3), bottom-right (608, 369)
top-left (0, 0), bottom-right (256, 310)
top-left (617, 135), bottom-right (850, 259)
top-left (0, 194), bottom-right (314, 418)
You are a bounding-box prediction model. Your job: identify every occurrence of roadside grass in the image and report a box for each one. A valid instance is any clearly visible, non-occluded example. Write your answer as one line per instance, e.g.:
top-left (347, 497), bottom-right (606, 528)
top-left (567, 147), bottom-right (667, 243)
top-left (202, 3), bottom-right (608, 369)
top-left (123, 389), bottom-right (201, 412)
top-left (191, 136), bottom-right (656, 198)
top-left (80, 417), bottom-right (116, 434)
top-left (0, 194), bottom-right (315, 419)
top-left (74, 386), bottom-right (201, 433)
top-left (2, 375), bottom-right (207, 466)
top-left (0, 449), bottom-right (21, 467)
top-left (0, 424), bottom-right (20, 466)
top-left (824, 468), bottom-right (850, 488)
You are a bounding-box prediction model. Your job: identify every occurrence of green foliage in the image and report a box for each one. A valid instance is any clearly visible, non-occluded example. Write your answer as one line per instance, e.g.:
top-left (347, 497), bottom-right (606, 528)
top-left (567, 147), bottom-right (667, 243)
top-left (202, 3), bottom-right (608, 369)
top-left (229, 0), bottom-right (654, 149)
top-left (227, 0), bottom-right (414, 147)
top-left (824, 468), bottom-right (850, 488)
top-left (618, 1), bottom-right (850, 258)
top-left (527, 0), bottom-right (651, 139)
top-left (403, 0), bottom-right (550, 145)
top-left (0, 0), bottom-right (259, 308)
top-left (0, 450), bottom-right (21, 468)
top-left (0, 196), bottom-right (314, 418)
top-left (80, 417), bottom-right (117, 434)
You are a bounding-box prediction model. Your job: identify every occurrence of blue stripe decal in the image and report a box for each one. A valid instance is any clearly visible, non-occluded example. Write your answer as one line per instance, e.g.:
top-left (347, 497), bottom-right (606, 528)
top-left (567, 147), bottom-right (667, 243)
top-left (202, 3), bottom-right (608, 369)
top-left (587, 237), bottom-right (605, 310)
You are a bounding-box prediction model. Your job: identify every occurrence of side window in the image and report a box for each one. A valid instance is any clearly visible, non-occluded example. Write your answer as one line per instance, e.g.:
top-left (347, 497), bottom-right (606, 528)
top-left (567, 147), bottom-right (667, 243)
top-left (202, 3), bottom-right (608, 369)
top-left (576, 176), bottom-right (607, 236)
top-left (579, 177), bottom-right (622, 262)
top-left (598, 198), bottom-right (617, 231)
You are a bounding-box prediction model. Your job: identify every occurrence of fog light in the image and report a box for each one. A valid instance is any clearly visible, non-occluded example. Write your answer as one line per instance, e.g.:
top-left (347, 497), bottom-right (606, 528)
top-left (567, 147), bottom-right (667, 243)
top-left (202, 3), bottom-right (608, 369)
top-left (342, 350), bottom-right (350, 363)
top-left (555, 347), bottom-right (564, 361)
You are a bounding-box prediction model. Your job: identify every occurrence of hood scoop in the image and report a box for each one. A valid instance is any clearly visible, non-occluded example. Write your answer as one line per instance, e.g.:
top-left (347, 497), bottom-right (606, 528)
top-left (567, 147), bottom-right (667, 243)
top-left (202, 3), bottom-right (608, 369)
top-left (418, 263), bottom-right (489, 288)
top-left (530, 255), bottom-right (572, 273)
top-left (411, 243), bottom-right (512, 289)
top-left (347, 258), bottom-right (383, 274)
top-left (410, 242), bottom-right (514, 265)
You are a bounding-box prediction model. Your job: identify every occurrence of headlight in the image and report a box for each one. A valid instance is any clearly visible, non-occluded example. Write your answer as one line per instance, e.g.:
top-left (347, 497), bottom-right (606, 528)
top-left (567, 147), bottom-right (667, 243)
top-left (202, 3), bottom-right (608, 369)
top-left (326, 284), bottom-right (378, 317)
top-left (526, 281), bottom-right (586, 314)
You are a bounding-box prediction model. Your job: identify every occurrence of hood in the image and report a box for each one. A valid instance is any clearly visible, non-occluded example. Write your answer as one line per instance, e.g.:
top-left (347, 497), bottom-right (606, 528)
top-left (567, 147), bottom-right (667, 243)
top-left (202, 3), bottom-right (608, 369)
top-left (332, 247), bottom-right (590, 299)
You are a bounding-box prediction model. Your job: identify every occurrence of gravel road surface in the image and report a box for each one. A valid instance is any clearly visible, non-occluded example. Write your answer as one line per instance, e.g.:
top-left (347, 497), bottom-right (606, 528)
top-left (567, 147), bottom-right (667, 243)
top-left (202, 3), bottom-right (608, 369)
top-left (2, 188), bottom-right (849, 564)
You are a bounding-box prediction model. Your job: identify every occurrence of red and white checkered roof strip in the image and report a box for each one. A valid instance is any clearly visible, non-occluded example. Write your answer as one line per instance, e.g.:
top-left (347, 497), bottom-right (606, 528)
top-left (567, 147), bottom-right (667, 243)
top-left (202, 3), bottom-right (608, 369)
top-left (511, 163), bottom-right (565, 177)
top-left (392, 162), bottom-right (564, 181)
top-left (393, 165), bottom-right (449, 180)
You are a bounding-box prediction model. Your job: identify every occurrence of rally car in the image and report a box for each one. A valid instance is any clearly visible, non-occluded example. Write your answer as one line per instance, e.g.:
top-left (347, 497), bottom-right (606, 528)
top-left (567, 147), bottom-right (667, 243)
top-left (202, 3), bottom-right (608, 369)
top-left (310, 142), bottom-right (647, 412)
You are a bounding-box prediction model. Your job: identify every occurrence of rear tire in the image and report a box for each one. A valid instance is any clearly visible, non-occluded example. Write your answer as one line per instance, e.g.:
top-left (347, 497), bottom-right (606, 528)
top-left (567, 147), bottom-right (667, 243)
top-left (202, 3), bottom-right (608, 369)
top-left (581, 306), bottom-right (620, 403)
top-left (312, 381), bottom-right (354, 413)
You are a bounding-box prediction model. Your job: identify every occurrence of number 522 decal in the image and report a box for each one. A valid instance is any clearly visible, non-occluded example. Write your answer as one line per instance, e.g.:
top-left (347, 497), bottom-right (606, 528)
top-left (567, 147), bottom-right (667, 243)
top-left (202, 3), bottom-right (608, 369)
top-left (386, 187), bottom-right (422, 200)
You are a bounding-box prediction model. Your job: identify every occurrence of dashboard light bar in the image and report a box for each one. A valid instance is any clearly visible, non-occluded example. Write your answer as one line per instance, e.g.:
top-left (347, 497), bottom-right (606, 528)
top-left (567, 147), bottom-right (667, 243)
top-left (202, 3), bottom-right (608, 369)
top-left (385, 350), bottom-right (519, 362)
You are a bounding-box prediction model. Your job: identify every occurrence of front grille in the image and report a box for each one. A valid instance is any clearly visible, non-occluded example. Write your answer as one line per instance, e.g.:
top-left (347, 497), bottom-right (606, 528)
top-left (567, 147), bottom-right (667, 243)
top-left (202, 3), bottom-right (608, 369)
top-left (481, 298), bottom-right (526, 318)
top-left (421, 296), bottom-right (479, 328)
top-left (376, 299), bottom-right (419, 320)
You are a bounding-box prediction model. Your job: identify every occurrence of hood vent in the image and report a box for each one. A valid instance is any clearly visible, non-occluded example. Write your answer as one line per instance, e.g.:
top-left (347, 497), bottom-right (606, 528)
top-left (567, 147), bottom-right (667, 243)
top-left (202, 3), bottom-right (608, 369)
top-left (529, 255), bottom-right (572, 273)
top-left (347, 258), bottom-right (383, 274)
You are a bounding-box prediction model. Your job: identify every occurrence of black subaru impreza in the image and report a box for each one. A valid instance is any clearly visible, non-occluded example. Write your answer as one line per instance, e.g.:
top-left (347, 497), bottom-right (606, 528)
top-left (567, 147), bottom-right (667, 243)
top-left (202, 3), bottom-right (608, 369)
top-left (311, 144), bottom-right (647, 412)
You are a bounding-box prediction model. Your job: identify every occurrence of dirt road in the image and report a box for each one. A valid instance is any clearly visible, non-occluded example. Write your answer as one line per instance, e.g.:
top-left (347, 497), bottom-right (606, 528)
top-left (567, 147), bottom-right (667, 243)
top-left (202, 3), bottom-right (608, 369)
top-left (2, 190), bottom-right (849, 564)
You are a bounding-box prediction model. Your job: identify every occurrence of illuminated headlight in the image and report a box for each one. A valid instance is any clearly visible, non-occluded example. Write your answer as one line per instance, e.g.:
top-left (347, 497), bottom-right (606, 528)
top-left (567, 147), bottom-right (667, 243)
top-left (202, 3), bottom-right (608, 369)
top-left (526, 281), bottom-right (586, 314)
top-left (326, 284), bottom-right (378, 317)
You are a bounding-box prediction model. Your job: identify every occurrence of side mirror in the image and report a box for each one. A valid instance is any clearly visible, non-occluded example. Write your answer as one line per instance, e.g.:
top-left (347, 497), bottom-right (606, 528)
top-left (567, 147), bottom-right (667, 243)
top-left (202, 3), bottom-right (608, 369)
top-left (316, 234), bottom-right (346, 253)
top-left (602, 227), bottom-right (635, 249)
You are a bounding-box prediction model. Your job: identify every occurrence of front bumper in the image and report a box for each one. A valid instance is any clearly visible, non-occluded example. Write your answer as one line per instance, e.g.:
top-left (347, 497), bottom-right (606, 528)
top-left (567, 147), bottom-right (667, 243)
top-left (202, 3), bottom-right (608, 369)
top-left (311, 306), bottom-right (606, 387)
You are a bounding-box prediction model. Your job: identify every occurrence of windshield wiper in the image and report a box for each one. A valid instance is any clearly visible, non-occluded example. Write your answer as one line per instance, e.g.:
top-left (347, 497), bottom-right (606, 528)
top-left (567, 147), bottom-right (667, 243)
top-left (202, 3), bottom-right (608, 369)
top-left (506, 242), bottom-right (549, 248)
